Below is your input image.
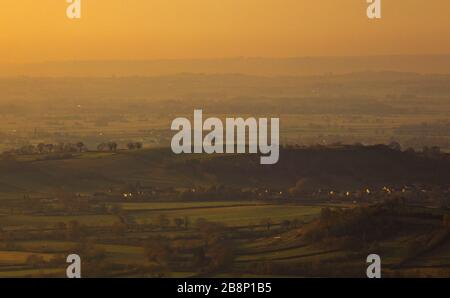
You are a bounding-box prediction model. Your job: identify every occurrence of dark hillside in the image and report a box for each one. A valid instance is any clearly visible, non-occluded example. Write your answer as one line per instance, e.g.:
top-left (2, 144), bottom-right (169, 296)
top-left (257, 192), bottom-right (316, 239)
top-left (0, 145), bottom-right (448, 193)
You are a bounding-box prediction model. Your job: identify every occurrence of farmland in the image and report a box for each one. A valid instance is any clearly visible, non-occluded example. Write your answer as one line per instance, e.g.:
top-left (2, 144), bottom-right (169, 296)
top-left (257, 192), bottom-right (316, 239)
top-left (0, 123), bottom-right (449, 278)
top-left (0, 198), bottom-right (325, 277)
top-left (2, 199), bottom-right (448, 278)
top-left (1, 73), bottom-right (450, 154)
top-left (0, 146), bottom-right (449, 277)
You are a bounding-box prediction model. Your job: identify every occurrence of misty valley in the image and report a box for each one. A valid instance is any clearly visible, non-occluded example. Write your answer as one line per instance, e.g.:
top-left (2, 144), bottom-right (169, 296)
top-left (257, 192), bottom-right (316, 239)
top-left (0, 72), bottom-right (449, 154)
top-left (0, 71), bottom-right (449, 278)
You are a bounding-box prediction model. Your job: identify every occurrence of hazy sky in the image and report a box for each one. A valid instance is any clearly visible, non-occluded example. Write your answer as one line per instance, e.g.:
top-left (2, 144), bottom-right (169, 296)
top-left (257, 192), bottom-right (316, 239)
top-left (1, 0), bottom-right (450, 63)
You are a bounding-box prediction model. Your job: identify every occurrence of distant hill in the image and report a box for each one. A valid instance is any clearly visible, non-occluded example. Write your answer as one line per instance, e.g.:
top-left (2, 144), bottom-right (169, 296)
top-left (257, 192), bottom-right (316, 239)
top-left (191, 145), bottom-right (450, 189)
top-left (0, 145), bottom-right (448, 194)
top-left (2, 55), bottom-right (450, 77)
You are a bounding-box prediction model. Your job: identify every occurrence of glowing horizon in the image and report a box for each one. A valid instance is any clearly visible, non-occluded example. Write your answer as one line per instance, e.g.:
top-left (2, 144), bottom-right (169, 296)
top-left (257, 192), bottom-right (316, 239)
top-left (1, 0), bottom-right (450, 64)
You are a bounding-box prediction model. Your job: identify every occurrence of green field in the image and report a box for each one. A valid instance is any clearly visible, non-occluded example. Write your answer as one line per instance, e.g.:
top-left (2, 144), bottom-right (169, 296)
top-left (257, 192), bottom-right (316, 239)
top-left (0, 200), bottom-right (323, 277)
top-left (130, 204), bottom-right (322, 227)
top-left (117, 201), bottom-right (271, 211)
top-left (0, 214), bottom-right (120, 229)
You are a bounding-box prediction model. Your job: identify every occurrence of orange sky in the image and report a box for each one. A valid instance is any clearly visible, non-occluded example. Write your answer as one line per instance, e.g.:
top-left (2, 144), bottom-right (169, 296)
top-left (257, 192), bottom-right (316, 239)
top-left (1, 0), bottom-right (450, 63)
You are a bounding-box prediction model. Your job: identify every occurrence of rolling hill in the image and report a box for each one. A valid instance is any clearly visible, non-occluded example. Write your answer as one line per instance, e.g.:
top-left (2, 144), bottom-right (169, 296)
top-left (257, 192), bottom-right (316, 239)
top-left (0, 145), bottom-right (448, 194)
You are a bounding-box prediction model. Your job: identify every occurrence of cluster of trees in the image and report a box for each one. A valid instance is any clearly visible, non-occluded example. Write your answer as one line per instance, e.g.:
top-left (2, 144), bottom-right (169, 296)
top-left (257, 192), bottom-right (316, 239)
top-left (193, 219), bottom-right (234, 274)
top-left (152, 214), bottom-right (190, 230)
top-left (56, 220), bottom-right (90, 241)
top-left (142, 218), bottom-right (234, 276)
top-left (177, 185), bottom-right (283, 201)
top-left (387, 142), bottom-right (443, 158)
top-left (11, 142), bottom-right (87, 155)
top-left (302, 199), bottom-right (410, 247)
top-left (288, 178), bottom-right (319, 197)
top-left (97, 142), bottom-right (118, 152)
top-left (97, 141), bottom-right (144, 151)
top-left (127, 142), bottom-right (143, 150)
top-left (259, 217), bottom-right (303, 231)
top-left (5, 140), bottom-right (145, 155)
top-left (179, 185), bottom-right (246, 201)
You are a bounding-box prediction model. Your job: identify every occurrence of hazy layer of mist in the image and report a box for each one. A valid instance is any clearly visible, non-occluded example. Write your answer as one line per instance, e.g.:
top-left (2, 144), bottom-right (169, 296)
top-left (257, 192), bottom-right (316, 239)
top-left (2, 55), bottom-right (450, 77)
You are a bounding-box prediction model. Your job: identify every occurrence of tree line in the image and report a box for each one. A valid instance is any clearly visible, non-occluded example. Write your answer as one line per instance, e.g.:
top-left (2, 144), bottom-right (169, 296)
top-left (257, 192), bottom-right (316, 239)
top-left (5, 141), bottom-right (144, 155)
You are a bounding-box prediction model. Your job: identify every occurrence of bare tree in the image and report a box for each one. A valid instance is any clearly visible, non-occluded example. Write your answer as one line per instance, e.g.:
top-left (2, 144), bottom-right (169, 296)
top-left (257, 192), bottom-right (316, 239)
top-left (45, 144), bottom-right (54, 153)
top-left (107, 142), bottom-right (118, 152)
top-left (76, 142), bottom-right (86, 152)
top-left (37, 143), bottom-right (46, 154)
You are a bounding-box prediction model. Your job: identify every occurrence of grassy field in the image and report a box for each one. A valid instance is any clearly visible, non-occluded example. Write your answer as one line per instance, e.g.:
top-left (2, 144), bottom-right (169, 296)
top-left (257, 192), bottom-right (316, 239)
top-left (0, 199), bottom-right (449, 277)
top-left (0, 146), bottom-right (448, 277)
top-left (117, 201), bottom-right (272, 211)
top-left (0, 214), bottom-right (120, 229)
top-left (0, 251), bottom-right (57, 265)
top-left (0, 201), bottom-right (322, 229)
top-left (130, 204), bottom-right (322, 227)
top-left (0, 268), bottom-right (65, 278)
top-left (0, 200), bottom-right (324, 277)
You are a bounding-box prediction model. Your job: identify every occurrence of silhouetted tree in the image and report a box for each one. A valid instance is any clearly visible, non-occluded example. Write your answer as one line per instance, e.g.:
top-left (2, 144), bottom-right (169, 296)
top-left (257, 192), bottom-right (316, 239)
top-left (76, 142), bottom-right (86, 152)
top-left (37, 143), bottom-right (46, 154)
top-left (107, 142), bottom-right (118, 151)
